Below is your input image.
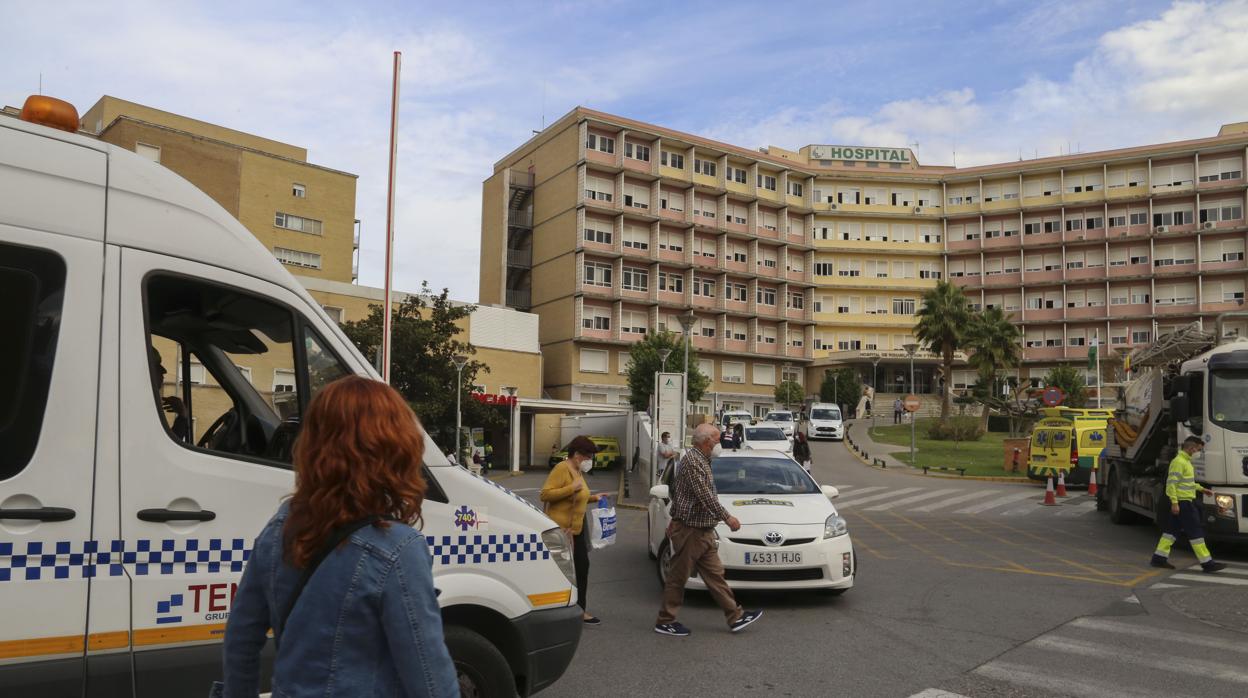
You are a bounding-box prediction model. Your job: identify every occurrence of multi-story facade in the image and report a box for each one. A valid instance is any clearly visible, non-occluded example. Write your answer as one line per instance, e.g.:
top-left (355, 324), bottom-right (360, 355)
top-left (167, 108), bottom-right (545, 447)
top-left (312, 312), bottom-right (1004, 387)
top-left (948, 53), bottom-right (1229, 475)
top-left (79, 96), bottom-right (360, 282)
top-left (481, 108), bottom-right (1248, 408)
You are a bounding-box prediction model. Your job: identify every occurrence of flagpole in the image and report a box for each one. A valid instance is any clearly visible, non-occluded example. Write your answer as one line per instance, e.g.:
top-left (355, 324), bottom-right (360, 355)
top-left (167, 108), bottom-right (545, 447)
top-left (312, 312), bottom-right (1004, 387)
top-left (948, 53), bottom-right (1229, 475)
top-left (1094, 329), bottom-right (1101, 408)
top-left (382, 51), bottom-right (401, 383)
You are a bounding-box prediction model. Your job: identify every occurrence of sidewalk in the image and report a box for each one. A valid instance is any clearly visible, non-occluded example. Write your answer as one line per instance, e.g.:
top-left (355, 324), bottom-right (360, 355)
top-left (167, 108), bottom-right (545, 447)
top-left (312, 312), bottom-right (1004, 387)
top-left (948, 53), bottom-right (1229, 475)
top-left (844, 418), bottom-right (914, 470)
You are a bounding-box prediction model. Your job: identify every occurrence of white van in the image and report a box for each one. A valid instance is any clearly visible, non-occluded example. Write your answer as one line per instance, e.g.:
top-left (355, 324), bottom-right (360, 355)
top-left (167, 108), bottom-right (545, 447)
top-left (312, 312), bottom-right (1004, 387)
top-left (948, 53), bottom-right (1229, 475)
top-left (0, 101), bottom-right (580, 696)
top-left (806, 403), bottom-right (844, 441)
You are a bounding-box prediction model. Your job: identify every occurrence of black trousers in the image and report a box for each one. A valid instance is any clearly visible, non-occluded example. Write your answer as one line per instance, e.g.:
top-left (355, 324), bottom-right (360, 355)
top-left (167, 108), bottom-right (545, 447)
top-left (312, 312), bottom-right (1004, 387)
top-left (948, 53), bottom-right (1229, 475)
top-left (573, 527), bottom-right (590, 611)
top-left (894, 410), bottom-right (902, 424)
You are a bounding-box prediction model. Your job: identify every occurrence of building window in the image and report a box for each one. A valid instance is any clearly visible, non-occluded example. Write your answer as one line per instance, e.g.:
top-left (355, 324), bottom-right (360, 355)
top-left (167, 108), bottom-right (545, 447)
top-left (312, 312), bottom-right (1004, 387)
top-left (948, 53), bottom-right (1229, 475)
top-left (273, 247), bottom-right (322, 269)
top-left (757, 288), bottom-right (777, 306)
top-left (584, 226), bottom-right (612, 244)
top-left (584, 261), bottom-right (613, 287)
top-left (586, 133), bottom-right (615, 154)
top-left (621, 267), bottom-right (649, 292)
top-left (135, 142), bottom-right (161, 163)
top-left (788, 181), bottom-right (803, 197)
top-left (292, 183), bottom-right (306, 198)
top-left (321, 305), bottom-right (344, 323)
top-left (694, 159), bottom-right (717, 177)
top-left (579, 348), bottom-right (609, 373)
top-left (757, 174), bottom-right (777, 191)
top-left (625, 142), bottom-right (650, 162)
top-left (275, 212), bottom-right (324, 235)
top-left (892, 298), bottom-right (916, 315)
top-left (658, 272), bottom-right (684, 294)
top-left (726, 166), bottom-right (747, 184)
top-left (622, 227), bottom-right (649, 250)
top-left (581, 307), bottom-right (611, 331)
top-left (661, 152), bottom-right (685, 169)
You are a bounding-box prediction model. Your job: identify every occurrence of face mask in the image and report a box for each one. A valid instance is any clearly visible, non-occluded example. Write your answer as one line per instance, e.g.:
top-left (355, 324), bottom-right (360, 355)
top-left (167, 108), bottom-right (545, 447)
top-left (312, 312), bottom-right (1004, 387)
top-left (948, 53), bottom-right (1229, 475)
top-left (711, 444), bottom-right (724, 458)
top-left (579, 459), bottom-right (593, 473)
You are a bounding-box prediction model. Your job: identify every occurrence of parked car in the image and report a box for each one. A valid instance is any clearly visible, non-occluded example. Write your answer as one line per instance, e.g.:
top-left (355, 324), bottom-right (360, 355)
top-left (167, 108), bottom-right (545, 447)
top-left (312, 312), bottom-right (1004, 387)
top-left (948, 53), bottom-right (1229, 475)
top-left (763, 410), bottom-right (796, 437)
top-left (548, 435), bottom-right (623, 470)
top-left (647, 451), bottom-right (854, 593)
top-left (719, 410), bottom-right (754, 430)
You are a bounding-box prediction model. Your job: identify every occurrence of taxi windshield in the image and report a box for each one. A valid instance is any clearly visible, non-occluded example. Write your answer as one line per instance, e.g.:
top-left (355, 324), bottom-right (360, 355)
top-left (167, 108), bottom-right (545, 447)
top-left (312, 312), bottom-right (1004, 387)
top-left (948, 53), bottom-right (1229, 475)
top-left (711, 456), bottom-right (818, 494)
top-left (746, 427), bottom-right (787, 441)
top-left (765, 412), bottom-right (793, 422)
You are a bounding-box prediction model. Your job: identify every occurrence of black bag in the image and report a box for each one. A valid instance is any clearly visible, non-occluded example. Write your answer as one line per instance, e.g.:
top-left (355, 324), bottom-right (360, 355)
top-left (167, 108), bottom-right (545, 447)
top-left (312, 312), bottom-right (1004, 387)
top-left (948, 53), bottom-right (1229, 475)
top-left (278, 516), bottom-right (394, 635)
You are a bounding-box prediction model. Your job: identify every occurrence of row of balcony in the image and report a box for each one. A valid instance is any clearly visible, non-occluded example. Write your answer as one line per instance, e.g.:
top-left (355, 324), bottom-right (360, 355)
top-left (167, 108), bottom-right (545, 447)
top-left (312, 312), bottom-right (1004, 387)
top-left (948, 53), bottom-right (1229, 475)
top-left (580, 283), bottom-right (813, 324)
top-left (582, 196), bottom-right (811, 248)
top-left (948, 258), bottom-right (1247, 291)
top-left (946, 219), bottom-right (1246, 253)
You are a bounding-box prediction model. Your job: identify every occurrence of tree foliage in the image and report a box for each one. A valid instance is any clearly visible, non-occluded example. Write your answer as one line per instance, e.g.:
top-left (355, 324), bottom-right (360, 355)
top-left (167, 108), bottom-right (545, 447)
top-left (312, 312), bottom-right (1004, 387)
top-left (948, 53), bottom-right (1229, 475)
top-left (965, 307), bottom-right (1023, 428)
top-left (625, 331), bottom-right (710, 412)
top-left (819, 368), bottom-right (862, 409)
top-left (915, 281), bottom-right (972, 418)
top-left (1043, 364), bottom-right (1088, 408)
top-left (339, 283), bottom-right (503, 453)
top-left (774, 380), bottom-right (804, 409)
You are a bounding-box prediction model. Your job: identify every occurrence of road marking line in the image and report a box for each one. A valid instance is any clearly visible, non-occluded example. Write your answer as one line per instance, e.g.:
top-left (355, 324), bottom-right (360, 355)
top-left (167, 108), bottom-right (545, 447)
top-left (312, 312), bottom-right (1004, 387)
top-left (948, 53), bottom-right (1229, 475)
top-left (836, 487), bottom-right (923, 508)
top-left (1149, 582), bottom-right (1187, 589)
top-left (1069, 617), bottom-right (1248, 654)
top-left (1030, 634), bottom-right (1248, 684)
top-left (953, 491), bottom-right (1037, 514)
top-left (1170, 573), bottom-right (1248, 586)
top-left (865, 489), bottom-right (960, 512)
top-left (829, 485), bottom-right (886, 500)
top-left (974, 661), bottom-right (1165, 698)
top-left (1184, 563), bottom-right (1248, 576)
top-left (913, 489), bottom-right (1001, 512)
top-left (906, 690), bottom-right (970, 698)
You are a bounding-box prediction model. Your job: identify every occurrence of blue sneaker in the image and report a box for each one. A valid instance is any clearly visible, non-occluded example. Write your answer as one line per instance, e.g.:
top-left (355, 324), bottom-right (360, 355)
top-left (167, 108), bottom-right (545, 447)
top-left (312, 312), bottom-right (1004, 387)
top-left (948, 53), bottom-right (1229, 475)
top-left (654, 622), bottom-right (691, 637)
top-left (730, 610), bottom-right (762, 633)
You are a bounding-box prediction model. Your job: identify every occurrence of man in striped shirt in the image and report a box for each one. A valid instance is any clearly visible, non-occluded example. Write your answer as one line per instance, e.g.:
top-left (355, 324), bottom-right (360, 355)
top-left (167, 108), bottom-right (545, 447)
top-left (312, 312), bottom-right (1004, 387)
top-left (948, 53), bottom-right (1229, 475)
top-left (1150, 436), bottom-right (1226, 573)
top-left (655, 423), bottom-right (762, 637)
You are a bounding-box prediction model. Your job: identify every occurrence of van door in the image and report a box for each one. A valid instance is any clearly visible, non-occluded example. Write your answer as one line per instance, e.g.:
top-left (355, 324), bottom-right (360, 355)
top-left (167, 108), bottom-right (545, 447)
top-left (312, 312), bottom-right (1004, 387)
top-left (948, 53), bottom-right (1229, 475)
top-left (117, 250), bottom-right (354, 696)
top-left (0, 233), bottom-right (102, 693)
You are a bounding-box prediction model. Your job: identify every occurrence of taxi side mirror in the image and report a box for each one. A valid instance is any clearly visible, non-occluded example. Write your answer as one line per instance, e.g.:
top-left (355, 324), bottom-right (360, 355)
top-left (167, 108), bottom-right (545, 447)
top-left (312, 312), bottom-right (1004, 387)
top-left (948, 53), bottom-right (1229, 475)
top-left (650, 485), bottom-right (670, 500)
top-left (821, 485), bottom-right (840, 500)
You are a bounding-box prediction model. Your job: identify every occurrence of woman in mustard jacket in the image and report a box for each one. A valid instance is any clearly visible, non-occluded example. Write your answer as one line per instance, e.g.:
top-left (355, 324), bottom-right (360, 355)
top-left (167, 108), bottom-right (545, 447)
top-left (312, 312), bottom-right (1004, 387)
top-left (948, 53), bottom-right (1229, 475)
top-left (541, 435), bottom-right (611, 625)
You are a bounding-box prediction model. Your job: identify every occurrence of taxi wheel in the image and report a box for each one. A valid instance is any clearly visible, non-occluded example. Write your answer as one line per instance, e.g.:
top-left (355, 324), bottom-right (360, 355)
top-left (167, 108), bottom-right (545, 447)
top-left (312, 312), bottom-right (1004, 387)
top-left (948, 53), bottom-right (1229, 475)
top-left (444, 626), bottom-right (515, 698)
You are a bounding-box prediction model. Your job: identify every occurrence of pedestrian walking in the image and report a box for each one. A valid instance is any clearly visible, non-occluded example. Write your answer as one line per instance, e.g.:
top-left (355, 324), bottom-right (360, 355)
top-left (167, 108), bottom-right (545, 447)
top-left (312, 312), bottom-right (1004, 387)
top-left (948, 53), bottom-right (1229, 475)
top-left (893, 397), bottom-right (903, 425)
top-left (654, 423), bottom-right (762, 637)
top-left (541, 436), bottom-right (612, 625)
top-left (218, 376), bottom-right (456, 697)
top-left (1150, 436), bottom-right (1227, 573)
top-left (793, 431), bottom-right (812, 472)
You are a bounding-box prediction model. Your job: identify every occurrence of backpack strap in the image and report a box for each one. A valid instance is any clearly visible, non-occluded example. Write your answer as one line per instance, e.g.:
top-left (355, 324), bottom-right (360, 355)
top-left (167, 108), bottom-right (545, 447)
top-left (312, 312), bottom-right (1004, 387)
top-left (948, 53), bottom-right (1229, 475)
top-left (278, 516), bottom-right (393, 635)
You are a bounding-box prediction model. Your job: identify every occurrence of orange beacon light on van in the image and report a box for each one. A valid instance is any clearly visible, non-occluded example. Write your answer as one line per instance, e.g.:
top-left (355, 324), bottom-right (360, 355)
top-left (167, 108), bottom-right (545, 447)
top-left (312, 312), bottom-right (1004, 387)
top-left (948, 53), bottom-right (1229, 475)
top-left (20, 95), bottom-right (79, 133)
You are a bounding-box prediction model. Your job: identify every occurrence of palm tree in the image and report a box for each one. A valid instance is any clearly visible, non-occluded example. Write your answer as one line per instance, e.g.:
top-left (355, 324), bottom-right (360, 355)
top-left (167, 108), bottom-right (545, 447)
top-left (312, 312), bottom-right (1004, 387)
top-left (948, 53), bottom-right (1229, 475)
top-left (965, 307), bottom-right (1023, 429)
top-left (915, 281), bottom-right (971, 418)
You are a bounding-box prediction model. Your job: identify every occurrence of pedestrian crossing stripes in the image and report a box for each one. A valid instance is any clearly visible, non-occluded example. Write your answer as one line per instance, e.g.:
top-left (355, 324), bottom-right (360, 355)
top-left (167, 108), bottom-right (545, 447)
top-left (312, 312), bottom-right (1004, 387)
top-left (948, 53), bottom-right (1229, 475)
top-left (913, 489), bottom-right (998, 512)
top-left (825, 483), bottom-right (1109, 517)
top-left (1151, 561), bottom-right (1248, 590)
top-left (863, 489), bottom-right (959, 512)
top-left (834, 487), bottom-right (923, 508)
top-left (952, 491), bottom-right (1039, 515)
top-left (968, 613), bottom-right (1248, 697)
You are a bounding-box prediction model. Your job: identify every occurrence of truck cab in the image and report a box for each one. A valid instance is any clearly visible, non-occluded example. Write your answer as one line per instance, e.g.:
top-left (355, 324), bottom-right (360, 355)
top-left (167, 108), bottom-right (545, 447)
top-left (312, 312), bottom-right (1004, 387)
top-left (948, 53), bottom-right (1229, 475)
top-left (0, 100), bottom-right (581, 696)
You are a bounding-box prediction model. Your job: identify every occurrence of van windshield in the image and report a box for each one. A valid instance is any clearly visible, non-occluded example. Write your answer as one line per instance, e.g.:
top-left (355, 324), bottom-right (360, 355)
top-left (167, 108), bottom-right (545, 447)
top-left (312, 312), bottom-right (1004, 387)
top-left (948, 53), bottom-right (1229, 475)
top-left (1211, 370), bottom-right (1248, 432)
top-left (811, 408), bottom-right (840, 421)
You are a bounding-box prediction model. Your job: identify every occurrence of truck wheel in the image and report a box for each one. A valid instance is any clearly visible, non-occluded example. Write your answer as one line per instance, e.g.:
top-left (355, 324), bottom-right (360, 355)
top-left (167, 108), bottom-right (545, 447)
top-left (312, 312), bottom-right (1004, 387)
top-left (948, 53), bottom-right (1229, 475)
top-left (444, 626), bottom-right (516, 698)
top-left (1107, 469), bottom-right (1139, 525)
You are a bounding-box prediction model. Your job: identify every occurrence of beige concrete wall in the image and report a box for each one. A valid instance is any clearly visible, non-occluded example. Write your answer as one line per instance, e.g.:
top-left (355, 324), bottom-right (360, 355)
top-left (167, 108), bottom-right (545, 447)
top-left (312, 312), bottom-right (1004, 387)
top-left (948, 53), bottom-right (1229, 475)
top-left (96, 121), bottom-right (242, 217)
top-left (82, 96), bottom-right (306, 160)
top-left (479, 170), bottom-right (507, 305)
top-left (238, 150), bottom-right (357, 282)
top-left (532, 208), bottom-right (576, 266)
top-left (533, 295), bottom-right (574, 345)
top-left (532, 165), bottom-right (578, 229)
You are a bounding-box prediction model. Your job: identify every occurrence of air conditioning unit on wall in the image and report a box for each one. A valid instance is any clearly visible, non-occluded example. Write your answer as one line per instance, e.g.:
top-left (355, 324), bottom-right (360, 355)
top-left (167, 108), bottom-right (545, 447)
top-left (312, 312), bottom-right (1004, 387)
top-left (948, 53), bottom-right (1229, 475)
top-left (1202, 221), bottom-right (1216, 230)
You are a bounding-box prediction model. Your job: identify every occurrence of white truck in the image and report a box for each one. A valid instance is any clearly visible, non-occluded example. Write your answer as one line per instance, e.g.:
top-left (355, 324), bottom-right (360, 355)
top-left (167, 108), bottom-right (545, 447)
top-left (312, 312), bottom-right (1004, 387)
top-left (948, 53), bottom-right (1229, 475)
top-left (0, 97), bottom-right (581, 695)
top-left (1097, 318), bottom-right (1248, 541)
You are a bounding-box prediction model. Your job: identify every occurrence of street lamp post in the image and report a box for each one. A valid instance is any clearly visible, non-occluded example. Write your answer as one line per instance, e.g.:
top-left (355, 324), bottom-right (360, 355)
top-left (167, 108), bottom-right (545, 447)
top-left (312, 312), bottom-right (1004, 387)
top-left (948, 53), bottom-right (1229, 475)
top-left (452, 355), bottom-right (468, 470)
top-left (655, 348), bottom-right (673, 487)
top-left (677, 311), bottom-right (696, 446)
top-left (903, 344), bottom-right (918, 466)
top-left (782, 362), bottom-right (793, 411)
top-left (503, 386), bottom-right (518, 473)
top-left (870, 357), bottom-right (880, 434)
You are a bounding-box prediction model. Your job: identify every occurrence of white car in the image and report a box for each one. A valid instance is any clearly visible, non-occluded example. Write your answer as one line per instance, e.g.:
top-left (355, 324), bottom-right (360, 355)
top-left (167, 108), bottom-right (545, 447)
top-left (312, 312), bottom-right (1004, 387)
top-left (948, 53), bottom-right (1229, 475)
top-left (741, 424), bottom-right (793, 455)
top-left (763, 410), bottom-right (796, 437)
top-left (806, 403), bottom-right (845, 441)
top-left (647, 451), bottom-right (854, 592)
top-left (720, 410), bottom-right (754, 430)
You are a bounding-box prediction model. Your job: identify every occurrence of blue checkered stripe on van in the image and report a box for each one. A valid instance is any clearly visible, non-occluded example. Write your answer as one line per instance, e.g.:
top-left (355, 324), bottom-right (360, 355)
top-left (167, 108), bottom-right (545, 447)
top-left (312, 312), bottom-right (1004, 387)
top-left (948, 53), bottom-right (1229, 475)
top-left (426, 533), bottom-right (548, 566)
top-left (0, 539), bottom-right (249, 582)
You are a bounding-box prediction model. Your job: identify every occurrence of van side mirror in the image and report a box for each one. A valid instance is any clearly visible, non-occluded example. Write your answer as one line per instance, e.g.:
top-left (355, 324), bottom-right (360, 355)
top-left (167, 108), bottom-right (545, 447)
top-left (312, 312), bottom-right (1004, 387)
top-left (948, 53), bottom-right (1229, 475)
top-left (649, 485), bottom-right (670, 500)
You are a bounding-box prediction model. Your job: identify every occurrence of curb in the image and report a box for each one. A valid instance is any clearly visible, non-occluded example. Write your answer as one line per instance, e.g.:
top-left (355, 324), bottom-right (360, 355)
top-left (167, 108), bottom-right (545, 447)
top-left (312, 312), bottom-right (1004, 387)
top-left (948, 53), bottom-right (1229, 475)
top-left (617, 502), bottom-right (648, 511)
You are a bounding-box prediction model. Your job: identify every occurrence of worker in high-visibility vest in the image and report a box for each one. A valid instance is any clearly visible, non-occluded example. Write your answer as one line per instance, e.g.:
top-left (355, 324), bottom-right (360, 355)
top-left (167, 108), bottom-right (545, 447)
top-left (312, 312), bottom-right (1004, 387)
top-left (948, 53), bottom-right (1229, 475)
top-left (1150, 435), bottom-right (1226, 573)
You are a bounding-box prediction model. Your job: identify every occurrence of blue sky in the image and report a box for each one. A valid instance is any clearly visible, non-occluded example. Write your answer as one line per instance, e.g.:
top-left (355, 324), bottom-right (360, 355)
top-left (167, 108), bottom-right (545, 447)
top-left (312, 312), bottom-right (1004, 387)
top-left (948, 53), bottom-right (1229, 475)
top-left (4, 0), bottom-right (1247, 301)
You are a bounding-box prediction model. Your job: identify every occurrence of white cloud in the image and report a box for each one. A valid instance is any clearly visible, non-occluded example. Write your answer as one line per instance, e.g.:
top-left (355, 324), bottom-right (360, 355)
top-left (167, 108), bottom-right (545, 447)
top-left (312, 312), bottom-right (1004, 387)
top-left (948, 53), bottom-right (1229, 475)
top-left (708, 1), bottom-right (1248, 167)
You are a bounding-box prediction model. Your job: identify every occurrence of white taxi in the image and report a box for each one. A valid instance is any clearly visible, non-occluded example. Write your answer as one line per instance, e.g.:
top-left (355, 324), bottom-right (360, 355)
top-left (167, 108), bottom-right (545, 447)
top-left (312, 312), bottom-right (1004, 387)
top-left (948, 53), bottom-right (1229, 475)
top-left (646, 451), bottom-right (855, 593)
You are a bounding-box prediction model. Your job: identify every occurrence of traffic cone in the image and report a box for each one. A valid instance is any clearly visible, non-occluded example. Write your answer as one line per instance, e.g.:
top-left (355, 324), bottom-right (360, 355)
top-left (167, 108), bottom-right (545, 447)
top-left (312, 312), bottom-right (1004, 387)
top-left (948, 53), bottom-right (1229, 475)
top-left (1040, 475), bottom-right (1058, 506)
top-left (1086, 467), bottom-right (1098, 497)
top-left (1056, 471), bottom-right (1069, 498)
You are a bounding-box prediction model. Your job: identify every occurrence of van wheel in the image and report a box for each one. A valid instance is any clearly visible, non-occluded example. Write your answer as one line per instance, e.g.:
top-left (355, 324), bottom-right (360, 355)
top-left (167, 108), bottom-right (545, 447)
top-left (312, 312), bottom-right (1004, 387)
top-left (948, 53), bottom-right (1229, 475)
top-left (444, 626), bottom-right (516, 698)
top-left (646, 518), bottom-right (657, 560)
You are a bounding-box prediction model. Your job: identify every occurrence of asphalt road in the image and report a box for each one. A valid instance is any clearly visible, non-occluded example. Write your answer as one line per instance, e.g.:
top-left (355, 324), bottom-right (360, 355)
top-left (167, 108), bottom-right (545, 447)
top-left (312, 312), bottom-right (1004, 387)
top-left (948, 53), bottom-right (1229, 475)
top-left (499, 431), bottom-right (1248, 698)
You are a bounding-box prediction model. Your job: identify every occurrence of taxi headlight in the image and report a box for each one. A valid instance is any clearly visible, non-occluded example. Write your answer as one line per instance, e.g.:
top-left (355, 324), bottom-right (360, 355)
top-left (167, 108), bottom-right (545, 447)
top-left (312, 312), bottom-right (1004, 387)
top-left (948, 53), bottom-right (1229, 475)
top-left (824, 514), bottom-right (848, 539)
top-left (1215, 494), bottom-right (1236, 518)
top-left (541, 528), bottom-right (577, 586)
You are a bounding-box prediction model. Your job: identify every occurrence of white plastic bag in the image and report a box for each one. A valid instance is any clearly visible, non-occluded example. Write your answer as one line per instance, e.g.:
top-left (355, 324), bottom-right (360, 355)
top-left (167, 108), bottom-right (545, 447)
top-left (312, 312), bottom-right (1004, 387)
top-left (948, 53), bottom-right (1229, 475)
top-left (589, 502), bottom-right (617, 549)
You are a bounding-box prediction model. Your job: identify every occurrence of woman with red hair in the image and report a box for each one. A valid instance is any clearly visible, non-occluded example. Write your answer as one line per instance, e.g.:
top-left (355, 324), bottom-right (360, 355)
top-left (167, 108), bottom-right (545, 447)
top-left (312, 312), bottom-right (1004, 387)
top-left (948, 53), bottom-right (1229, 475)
top-left (217, 376), bottom-right (457, 697)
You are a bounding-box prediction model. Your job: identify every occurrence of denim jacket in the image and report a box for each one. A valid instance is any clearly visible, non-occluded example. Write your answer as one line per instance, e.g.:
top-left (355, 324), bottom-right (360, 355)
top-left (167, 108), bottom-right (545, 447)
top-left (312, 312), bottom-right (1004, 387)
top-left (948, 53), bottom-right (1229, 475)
top-left (214, 502), bottom-right (459, 697)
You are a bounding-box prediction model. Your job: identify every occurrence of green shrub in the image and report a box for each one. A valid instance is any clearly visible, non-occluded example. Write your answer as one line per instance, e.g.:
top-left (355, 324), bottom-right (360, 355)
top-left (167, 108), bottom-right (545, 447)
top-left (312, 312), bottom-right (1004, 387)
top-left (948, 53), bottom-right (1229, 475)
top-left (926, 416), bottom-right (985, 442)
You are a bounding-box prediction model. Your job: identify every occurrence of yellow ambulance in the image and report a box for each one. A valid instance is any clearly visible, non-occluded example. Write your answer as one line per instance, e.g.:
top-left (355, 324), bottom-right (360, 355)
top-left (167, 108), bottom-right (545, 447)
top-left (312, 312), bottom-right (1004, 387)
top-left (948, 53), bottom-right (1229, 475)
top-left (1027, 408), bottom-right (1112, 484)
